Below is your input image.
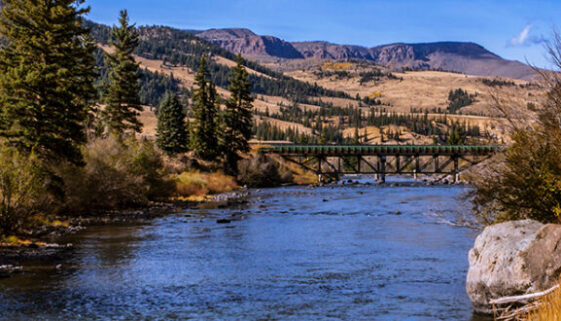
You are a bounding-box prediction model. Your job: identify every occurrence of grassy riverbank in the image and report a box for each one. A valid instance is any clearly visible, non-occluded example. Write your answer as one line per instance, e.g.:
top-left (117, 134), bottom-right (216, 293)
top-left (0, 136), bottom-right (317, 246)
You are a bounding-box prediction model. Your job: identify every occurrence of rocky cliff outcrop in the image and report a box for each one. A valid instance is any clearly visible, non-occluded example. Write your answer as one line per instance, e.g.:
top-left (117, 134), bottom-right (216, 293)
top-left (291, 41), bottom-right (373, 60)
top-left (197, 28), bottom-right (304, 59)
top-left (466, 220), bottom-right (561, 313)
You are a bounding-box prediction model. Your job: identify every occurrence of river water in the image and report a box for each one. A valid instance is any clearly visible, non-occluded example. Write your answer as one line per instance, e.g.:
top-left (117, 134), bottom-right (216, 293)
top-left (0, 178), bottom-right (492, 320)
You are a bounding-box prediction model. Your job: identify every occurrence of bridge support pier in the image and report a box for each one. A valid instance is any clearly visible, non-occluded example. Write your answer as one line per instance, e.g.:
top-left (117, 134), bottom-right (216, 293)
top-left (415, 155), bottom-right (420, 180)
top-left (453, 156), bottom-right (459, 183)
top-left (378, 155), bottom-right (386, 184)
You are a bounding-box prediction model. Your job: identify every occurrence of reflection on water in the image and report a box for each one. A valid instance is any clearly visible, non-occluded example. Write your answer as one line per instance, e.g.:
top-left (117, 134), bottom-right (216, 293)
top-left (0, 178), bottom-right (492, 320)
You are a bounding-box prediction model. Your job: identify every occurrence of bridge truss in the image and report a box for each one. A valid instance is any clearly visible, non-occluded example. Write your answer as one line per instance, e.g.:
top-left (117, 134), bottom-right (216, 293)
top-left (258, 144), bottom-right (503, 183)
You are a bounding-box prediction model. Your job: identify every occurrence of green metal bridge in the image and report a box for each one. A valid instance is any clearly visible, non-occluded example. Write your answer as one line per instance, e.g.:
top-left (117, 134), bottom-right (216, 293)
top-left (257, 144), bottom-right (504, 182)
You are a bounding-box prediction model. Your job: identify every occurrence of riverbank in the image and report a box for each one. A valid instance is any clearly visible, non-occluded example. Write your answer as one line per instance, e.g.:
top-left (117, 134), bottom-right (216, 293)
top-left (0, 189), bottom-right (251, 275)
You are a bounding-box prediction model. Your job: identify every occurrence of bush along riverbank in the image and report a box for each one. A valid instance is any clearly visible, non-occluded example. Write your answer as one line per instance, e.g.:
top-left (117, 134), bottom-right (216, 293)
top-left (464, 34), bottom-right (561, 320)
top-left (0, 139), bottom-right (310, 248)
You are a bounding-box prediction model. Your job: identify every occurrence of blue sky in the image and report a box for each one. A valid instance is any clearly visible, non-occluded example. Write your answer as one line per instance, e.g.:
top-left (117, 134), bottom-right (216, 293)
top-left (88, 0), bottom-right (559, 68)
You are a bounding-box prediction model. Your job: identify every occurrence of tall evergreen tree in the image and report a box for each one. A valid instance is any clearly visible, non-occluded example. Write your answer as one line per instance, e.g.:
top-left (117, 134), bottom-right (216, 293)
top-left (102, 10), bottom-right (142, 136)
top-left (190, 56), bottom-right (219, 160)
top-left (353, 126), bottom-right (360, 145)
top-left (156, 92), bottom-right (188, 156)
top-left (0, 0), bottom-right (96, 165)
top-left (222, 54), bottom-right (254, 174)
top-left (447, 123), bottom-right (467, 145)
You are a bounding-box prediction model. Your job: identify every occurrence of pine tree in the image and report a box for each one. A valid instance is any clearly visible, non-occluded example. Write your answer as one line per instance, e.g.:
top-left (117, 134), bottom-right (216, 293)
top-left (102, 10), bottom-right (142, 136)
top-left (344, 121), bottom-right (361, 171)
top-left (156, 92), bottom-right (188, 156)
top-left (447, 123), bottom-right (467, 145)
top-left (0, 0), bottom-right (96, 165)
top-left (353, 126), bottom-right (360, 145)
top-left (222, 54), bottom-right (254, 174)
top-left (190, 56), bottom-right (219, 160)
top-left (319, 128), bottom-right (328, 144)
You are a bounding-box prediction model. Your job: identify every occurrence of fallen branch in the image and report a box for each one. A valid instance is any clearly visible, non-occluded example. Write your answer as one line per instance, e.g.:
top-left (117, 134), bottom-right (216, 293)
top-left (490, 284), bottom-right (560, 305)
top-left (495, 302), bottom-right (540, 321)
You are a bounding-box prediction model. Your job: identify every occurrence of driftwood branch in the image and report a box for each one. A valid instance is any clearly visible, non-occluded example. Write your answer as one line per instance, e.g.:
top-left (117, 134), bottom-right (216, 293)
top-left (495, 302), bottom-right (540, 321)
top-left (490, 285), bottom-right (560, 321)
top-left (490, 284), bottom-right (560, 305)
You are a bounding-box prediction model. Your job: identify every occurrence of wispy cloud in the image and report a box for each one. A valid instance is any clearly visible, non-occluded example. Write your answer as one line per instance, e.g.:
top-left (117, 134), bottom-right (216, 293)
top-left (509, 24), bottom-right (546, 47)
top-left (510, 24), bottom-right (532, 46)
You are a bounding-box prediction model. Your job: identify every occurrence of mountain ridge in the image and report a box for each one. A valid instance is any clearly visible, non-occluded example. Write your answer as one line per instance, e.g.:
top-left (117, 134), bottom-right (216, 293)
top-left (197, 28), bottom-right (536, 80)
top-left (197, 28), bottom-right (304, 59)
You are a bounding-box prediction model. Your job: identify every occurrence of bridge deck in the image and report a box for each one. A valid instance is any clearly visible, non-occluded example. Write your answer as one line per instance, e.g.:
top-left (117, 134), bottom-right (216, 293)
top-left (258, 144), bottom-right (503, 156)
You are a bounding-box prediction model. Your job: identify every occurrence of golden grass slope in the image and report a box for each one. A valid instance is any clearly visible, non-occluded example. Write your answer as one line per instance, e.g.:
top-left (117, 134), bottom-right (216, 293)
top-left (286, 65), bottom-right (543, 116)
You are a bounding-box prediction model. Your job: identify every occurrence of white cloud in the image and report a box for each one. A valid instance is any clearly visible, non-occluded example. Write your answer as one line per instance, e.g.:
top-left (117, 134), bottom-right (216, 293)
top-left (510, 24), bottom-right (532, 46)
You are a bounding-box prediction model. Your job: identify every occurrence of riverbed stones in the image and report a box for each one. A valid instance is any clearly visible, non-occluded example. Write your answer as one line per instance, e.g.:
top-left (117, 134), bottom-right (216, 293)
top-left (0, 265), bottom-right (22, 278)
top-left (466, 219), bottom-right (561, 314)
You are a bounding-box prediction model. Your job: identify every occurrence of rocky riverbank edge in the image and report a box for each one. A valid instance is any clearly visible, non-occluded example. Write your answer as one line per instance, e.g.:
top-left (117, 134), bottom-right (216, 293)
top-left (0, 189), bottom-right (250, 277)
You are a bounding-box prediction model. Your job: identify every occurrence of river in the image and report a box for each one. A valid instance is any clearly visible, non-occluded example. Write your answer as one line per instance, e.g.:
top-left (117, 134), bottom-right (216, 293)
top-left (0, 177), bottom-right (492, 320)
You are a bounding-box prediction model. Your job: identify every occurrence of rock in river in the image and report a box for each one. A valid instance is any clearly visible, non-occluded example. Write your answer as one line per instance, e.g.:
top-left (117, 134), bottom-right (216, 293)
top-left (466, 219), bottom-right (561, 314)
top-left (0, 265), bottom-right (22, 278)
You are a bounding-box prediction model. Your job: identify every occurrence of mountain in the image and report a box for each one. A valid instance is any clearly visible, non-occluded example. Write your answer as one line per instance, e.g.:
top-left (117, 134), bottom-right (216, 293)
top-left (367, 42), bottom-right (535, 80)
top-left (196, 28), bottom-right (536, 80)
top-left (197, 28), bottom-right (304, 59)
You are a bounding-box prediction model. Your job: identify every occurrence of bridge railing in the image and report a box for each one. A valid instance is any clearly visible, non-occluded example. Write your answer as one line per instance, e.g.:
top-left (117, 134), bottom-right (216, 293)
top-left (257, 144), bottom-right (505, 156)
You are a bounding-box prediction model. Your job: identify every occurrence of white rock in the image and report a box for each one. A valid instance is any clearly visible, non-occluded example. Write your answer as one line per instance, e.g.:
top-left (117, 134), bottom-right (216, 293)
top-left (466, 219), bottom-right (561, 313)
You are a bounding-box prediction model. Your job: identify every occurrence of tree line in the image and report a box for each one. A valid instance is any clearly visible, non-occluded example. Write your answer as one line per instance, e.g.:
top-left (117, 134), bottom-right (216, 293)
top-left (255, 102), bottom-right (484, 143)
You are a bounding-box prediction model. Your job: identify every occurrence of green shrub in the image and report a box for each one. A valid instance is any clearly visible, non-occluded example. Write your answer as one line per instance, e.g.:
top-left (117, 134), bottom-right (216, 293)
top-left (59, 136), bottom-right (173, 213)
top-left (127, 138), bottom-right (175, 200)
top-left (472, 128), bottom-right (561, 224)
top-left (0, 145), bottom-right (49, 235)
top-left (238, 153), bottom-right (292, 187)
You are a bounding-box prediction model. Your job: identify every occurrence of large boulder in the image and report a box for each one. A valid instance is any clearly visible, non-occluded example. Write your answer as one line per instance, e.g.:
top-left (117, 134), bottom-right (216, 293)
top-left (466, 219), bottom-right (561, 314)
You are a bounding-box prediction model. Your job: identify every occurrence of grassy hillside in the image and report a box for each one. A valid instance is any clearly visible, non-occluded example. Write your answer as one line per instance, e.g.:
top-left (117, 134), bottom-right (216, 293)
top-left (286, 60), bottom-right (543, 116)
top-left (88, 20), bottom-right (539, 146)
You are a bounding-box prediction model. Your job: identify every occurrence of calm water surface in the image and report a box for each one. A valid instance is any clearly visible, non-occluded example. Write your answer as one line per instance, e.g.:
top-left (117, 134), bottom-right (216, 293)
top-left (0, 178), bottom-right (492, 320)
